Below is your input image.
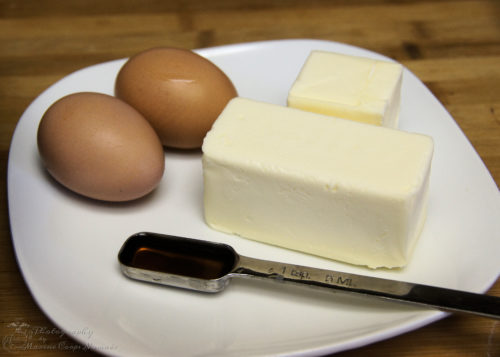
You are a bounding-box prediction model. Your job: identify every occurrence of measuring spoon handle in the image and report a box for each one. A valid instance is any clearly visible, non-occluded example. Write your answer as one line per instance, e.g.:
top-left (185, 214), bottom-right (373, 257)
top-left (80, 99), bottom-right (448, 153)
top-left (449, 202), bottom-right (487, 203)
top-left (232, 255), bottom-right (500, 320)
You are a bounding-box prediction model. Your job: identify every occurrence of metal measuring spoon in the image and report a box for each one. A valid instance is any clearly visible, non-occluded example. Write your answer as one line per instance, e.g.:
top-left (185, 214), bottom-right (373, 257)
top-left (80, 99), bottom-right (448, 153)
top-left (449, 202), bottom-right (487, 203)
top-left (118, 232), bottom-right (500, 319)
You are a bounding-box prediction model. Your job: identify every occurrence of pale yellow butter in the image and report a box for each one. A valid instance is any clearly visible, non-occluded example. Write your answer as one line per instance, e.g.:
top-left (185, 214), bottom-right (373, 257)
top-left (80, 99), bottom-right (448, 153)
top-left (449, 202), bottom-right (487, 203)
top-left (287, 51), bottom-right (403, 128)
top-left (202, 98), bottom-right (433, 268)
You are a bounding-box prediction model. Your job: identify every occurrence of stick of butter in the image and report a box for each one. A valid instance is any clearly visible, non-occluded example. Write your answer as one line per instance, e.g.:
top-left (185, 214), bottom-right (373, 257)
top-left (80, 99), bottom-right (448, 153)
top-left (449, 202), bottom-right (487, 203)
top-left (202, 98), bottom-right (433, 268)
top-left (287, 51), bottom-right (403, 128)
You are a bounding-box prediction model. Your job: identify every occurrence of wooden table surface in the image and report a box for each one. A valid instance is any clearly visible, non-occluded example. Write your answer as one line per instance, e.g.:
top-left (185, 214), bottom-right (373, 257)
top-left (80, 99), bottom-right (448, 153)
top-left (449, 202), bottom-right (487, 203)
top-left (1, 0), bottom-right (499, 356)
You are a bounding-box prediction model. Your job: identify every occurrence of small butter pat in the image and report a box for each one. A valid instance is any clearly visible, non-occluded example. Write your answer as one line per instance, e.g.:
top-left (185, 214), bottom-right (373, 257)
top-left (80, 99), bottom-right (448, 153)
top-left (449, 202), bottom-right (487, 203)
top-left (288, 51), bottom-right (403, 128)
top-left (202, 98), bottom-right (433, 268)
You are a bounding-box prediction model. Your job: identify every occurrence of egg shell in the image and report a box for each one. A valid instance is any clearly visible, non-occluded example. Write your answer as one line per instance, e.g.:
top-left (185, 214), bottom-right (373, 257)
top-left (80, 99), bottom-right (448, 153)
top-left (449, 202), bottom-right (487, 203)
top-left (115, 47), bottom-right (237, 149)
top-left (37, 92), bottom-right (165, 202)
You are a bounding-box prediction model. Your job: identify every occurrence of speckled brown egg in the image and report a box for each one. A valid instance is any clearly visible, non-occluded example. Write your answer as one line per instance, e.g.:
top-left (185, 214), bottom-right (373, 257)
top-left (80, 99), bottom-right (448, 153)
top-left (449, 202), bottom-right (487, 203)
top-left (115, 47), bottom-right (238, 149)
top-left (37, 92), bottom-right (165, 202)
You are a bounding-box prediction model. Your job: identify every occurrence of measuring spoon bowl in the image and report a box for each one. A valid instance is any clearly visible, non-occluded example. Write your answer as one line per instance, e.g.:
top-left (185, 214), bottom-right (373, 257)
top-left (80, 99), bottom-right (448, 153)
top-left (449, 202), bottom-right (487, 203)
top-left (118, 232), bottom-right (238, 293)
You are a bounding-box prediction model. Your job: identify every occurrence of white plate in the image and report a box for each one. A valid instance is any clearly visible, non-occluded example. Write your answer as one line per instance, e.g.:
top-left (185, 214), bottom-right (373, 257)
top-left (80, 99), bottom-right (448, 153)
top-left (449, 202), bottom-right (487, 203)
top-left (8, 39), bottom-right (500, 356)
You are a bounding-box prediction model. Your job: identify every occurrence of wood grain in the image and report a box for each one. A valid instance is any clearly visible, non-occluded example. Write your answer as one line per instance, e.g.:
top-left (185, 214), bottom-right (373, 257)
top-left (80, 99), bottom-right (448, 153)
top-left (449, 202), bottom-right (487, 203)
top-left (1, 0), bottom-right (499, 356)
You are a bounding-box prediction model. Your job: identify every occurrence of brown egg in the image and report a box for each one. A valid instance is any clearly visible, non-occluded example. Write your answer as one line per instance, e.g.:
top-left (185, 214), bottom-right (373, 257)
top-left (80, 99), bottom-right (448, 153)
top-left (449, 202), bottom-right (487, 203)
top-left (37, 92), bottom-right (165, 202)
top-left (115, 47), bottom-right (237, 149)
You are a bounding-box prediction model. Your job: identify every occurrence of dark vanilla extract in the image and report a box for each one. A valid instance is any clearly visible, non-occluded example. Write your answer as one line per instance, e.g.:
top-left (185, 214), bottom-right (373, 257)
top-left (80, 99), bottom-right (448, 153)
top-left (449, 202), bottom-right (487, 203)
top-left (119, 232), bottom-right (236, 280)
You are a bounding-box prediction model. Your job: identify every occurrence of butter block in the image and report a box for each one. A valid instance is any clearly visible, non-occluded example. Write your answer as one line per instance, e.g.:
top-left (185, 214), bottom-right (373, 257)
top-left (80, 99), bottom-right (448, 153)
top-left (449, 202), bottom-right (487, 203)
top-left (202, 98), bottom-right (433, 268)
top-left (287, 51), bottom-right (403, 128)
